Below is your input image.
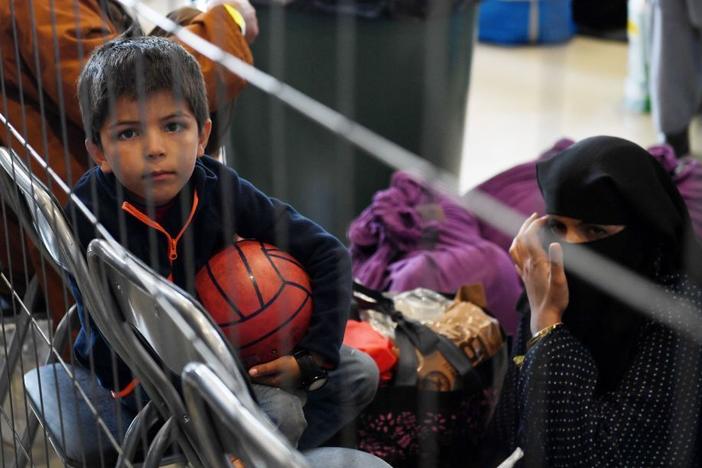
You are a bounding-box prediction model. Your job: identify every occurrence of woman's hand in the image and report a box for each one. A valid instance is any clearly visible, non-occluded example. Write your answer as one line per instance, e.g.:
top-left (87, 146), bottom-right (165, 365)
top-left (248, 355), bottom-right (301, 389)
top-left (509, 213), bottom-right (569, 334)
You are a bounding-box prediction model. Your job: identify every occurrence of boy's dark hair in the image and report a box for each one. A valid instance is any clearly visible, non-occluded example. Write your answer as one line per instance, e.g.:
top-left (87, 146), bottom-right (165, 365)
top-left (77, 36), bottom-right (209, 146)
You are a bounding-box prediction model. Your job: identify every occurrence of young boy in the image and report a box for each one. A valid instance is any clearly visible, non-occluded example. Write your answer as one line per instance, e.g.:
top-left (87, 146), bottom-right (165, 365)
top-left (68, 36), bottom-right (378, 448)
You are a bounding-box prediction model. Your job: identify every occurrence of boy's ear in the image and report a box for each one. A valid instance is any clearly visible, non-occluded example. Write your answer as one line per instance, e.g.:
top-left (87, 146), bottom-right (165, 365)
top-left (85, 139), bottom-right (112, 173)
top-left (197, 119), bottom-right (213, 157)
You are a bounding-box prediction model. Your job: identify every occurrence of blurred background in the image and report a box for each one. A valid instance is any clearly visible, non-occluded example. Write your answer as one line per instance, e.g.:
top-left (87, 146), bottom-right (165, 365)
top-left (144, 0), bottom-right (668, 234)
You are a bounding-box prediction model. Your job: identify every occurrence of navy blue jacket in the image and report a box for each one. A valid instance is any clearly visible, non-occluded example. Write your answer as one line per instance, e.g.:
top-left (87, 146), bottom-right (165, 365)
top-left (66, 156), bottom-right (351, 392)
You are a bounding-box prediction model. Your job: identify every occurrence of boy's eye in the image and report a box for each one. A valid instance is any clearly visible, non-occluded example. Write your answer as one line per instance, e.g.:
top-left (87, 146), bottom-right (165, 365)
top-left (165, 121), bottom-right (185, 133)
top-left (117, 129), bottom-right (139, 140)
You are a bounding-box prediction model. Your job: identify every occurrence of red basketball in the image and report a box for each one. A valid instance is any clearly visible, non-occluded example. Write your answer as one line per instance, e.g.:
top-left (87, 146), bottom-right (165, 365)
top-left (195, 239), bottom-right (313, 367)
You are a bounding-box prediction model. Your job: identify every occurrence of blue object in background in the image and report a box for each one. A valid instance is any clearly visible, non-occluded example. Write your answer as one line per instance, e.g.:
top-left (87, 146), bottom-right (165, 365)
top-left (478, 0), bottom-right (576, 45)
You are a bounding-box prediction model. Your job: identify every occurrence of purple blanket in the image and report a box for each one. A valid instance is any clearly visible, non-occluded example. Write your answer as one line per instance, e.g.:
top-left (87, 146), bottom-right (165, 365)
top-left (348, 172), bottom-right (522, 335)
top-left (648, 145), bottom-right (702, 238)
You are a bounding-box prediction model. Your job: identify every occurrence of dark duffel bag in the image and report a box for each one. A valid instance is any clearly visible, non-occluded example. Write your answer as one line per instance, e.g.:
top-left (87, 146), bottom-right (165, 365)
top-left (345, 282), bottom-right (509, 468)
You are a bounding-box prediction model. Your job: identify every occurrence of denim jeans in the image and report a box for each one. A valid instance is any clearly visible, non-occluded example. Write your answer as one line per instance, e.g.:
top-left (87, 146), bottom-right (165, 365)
top-left (253, 345), bottom-right (379, 448)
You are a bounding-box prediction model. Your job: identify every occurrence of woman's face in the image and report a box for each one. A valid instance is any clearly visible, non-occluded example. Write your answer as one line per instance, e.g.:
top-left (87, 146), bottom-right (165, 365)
top-left (545, 214), bottom-right (625, 244)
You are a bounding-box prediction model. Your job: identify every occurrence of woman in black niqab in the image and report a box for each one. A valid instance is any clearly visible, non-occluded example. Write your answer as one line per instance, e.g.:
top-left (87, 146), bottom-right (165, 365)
top-left (486, 136), bottom-right (702, 467)
top-left (537, 135), bottom-right (702, 394)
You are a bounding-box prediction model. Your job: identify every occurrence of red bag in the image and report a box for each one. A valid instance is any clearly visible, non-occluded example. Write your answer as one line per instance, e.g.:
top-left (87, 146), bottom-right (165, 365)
top-left (343, 320), bottom-right (398, 383)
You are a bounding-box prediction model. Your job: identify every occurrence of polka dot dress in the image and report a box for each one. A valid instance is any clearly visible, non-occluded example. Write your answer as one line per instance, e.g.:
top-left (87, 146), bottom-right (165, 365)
top-left (484, 274), bottom-right (702, 467)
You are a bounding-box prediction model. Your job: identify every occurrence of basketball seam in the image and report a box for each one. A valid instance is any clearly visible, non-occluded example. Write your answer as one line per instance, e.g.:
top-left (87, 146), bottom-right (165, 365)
top-left (267, 253), bottom-right (304, 269)
top-left (283, 281), bottom-right (312, 296)
top-left (235, 241), bottom-right (265, 307)
top-left (205, 263), bottom-right (245, 320)
top-left (260, 243), bottom-right (288, 281)
top-left (237, 293), bottom-right (312, 350)
top-left (216, 281), bottom-right (290, 326)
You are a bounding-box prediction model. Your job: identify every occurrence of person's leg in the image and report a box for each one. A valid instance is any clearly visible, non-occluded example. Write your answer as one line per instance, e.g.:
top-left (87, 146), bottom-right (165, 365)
top-left (650, 0), bottom-right (702, 156)
top-left (252, 383), bottom-right (307, 447)
top-left (298, 345), bottom-right (379, 450)
top-left (303, 447), bottom-right (391, 468)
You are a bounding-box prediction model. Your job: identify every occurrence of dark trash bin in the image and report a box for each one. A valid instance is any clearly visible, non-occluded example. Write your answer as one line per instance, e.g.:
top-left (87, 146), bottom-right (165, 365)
top-left (227, 0), bottom-right (478, 238)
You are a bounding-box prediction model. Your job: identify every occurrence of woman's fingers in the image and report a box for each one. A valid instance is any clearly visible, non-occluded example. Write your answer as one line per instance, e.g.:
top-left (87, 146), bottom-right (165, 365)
top-left (517, 212), bottom-right (539, 237)
top-left (508, 238), bottom-right (522, 270)
top-left (523, 216), bottom-right (549, 254)
top-left (510, 212), bottom-right (540, 270)
top-left (548, 242), bottom-right (569, 310)
top-left (548, 242), bottom-right (565, 284)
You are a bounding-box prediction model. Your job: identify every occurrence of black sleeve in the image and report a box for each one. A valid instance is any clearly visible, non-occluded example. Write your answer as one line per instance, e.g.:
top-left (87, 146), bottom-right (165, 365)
top-left (516, 322), bottom-right (701, 467)
top-left (224, 169), bottom-right (351, 367)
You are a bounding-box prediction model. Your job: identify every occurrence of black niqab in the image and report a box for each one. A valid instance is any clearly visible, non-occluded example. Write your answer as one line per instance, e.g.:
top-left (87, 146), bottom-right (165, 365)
top-left (536, 135), bottom-right (702, 393)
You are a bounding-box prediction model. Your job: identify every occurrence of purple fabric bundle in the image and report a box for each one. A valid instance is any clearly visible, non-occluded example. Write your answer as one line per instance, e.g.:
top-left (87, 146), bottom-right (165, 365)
top-left (348, 172), bottom-right (522, 335)
top-left (647, 144), bottom-right (702, 239)
top-left (473, 138), bottom-right (573, 251)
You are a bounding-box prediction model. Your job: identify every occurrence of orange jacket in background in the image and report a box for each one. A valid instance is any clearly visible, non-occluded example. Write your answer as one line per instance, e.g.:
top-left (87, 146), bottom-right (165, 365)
top-left (0, 0), bottom-right (253, 203)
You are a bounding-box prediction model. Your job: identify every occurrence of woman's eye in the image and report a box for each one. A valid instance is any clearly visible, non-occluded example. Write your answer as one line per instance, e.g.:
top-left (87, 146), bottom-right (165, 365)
top-left (117, 129), bottom-right (138, 140)
top-left (547, 220), bottom-right (566, 235)
top-left (585, 225), bottom-right (608, 238)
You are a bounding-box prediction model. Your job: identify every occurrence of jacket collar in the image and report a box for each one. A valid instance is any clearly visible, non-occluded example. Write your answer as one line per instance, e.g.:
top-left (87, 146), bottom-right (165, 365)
top-left (94, 157), bottom-right (217, 209)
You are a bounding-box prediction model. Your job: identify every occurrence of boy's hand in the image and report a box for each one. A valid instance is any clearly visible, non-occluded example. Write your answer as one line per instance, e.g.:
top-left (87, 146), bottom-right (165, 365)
top-left (206, 0), bottom-right (259, 43)
top-left (248, 355), bottom-right (301, 389)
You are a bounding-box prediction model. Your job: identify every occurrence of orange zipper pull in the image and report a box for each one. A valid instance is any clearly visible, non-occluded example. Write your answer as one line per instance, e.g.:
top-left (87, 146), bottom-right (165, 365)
top-left (168, 238), bottom-right (178, 261)
top-left (122, 192), bottom-right (199, 267)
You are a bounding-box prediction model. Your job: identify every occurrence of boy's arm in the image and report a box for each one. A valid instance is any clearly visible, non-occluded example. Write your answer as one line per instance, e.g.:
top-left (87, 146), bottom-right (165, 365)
top-left (227, 170), bottom-right (352, 369)
top-left (11, 0), bottom-right (251, 132)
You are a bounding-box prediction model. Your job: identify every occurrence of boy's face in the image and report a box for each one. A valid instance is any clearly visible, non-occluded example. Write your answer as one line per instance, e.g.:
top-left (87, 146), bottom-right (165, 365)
top-left (86, 90), bottom-right (211, 206)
